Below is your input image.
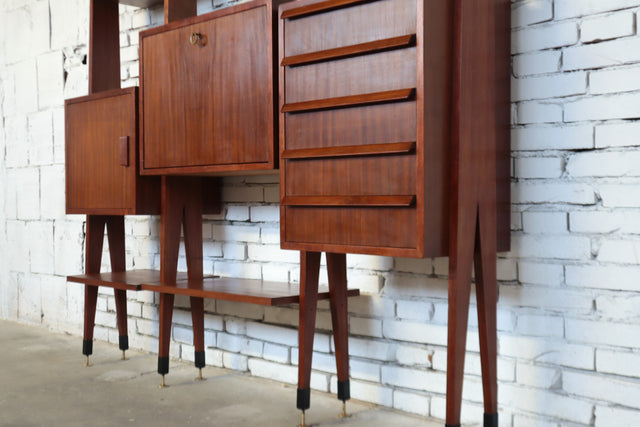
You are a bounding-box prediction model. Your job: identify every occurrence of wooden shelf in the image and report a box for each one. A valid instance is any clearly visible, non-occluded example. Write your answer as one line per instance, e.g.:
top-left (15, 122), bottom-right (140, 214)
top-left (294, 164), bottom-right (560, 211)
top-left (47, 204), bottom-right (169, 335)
top-left (67, 269), bottom-right (192, 291)
top-left (69, 270), bottom-right (359, 306)
top-left (283, 195), bottom-right (416, 207)
top-left (282, 89), bottom-right (415, 114)
top-left (281, 142), bottom-right (415, 160)
top-left (281, 35), bottom-right (416, 67)
top-left (281, 0), bottom-right (374, 19)
top-left (119, 0), bottom-right (163, 7)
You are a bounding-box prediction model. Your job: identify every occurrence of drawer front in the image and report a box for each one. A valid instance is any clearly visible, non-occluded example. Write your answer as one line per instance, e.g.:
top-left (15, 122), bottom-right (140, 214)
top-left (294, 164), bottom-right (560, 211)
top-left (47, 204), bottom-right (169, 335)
top-left (284, 0), bottom-right (416, 57)
top-left (142, 5), bottom-right (272, 170)
top-left (283, 206), bottom-right (418, 251)
top-left (66, 90), bottom-right (136, 212)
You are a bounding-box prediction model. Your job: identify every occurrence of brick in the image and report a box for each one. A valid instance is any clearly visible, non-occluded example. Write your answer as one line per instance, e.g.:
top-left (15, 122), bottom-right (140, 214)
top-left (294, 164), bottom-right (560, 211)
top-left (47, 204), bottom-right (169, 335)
top-left (599, 184), bottom-right (640, 208)
top-left (222, 243), bottom-right (246, 260)
top-left (566, 318), bottom-right (640, 348)
top-left (567, 151), bottom-right (640, 177)
top-left (512, 182), bottom-right (596, 205)
top-left (596, 121), bottom-right (640, 148)
top-left (582, 11), bottom-right (635, 43)
top-left (394, 257), bottom-right (432, 275)
top-left (596, 294), bottom-right (640, 320)
top-left (499, 384), bottom-right (593, 424)
top-left (512, 72), bottom-right (586, 101)
top-left (510, 235), bottom-right (590, 260)
top-left (263, 306), bottom-right (298, 328)
top-left (516, 314), bottom-right (563, 338)
top-left (225, 205), bottom-right (249, 221)
top-left (347, 294), bottom-right (395, 317)
top-left (393, 389), bottom-right (430, 417)
top-left (213, 260), bottom-right (261, 280)
top-left (28, 222), bottom-right (54, 274)
top-left (3, 115), bottom-right (29, 168)
top-left (247, 244), bottom-right (298, 263)
top-left (500, 285), bottom-right (593, 311)
top-left (514, 414), bottom-right (568, 427)
top-left (216, 300), bottom-right (264, 320)
top-left (350, 359), bottom-right (380, 382)
top-left (37, 51), bottom-right (64, 109)
top-left (511, 125), bottom-right (593, 151)
top-left (513, 51), bottom-right (560, 77)
top-left (346, 254), bottom-right (393, 271)
top-left (348, 336), bottom-right (395, 361)
top-left (595, 405), bottom-right (640, 427)
top-left (346, 270), bottom-right (382, 293)
top-left (522, 211), bottom-right (567, 234)
top-left (222, 186), bottom-right (263, 202)
top-left (53, 220), bottom-right (84, 276)
top-left (555, 0), bottom-right (640, 20)
top-left (348, 379), bottom-right (393, 406)
top-left (497, 258), bottom-right (517, 281)
top-left (383, 319), bottom-right (447, 347)
top-left (249, 205), bottom-right (279, 222)
top-left (566, 264), bottom-right (640, 291)
top-left (516, 362), bottom-right (561, 389)
top-left (349, 316), bottom-right (382, 338)
top-left (511, 22), bottom-right (578, 54)
top-left (597, 239), bottom-right (640, 263)
top-left (28, 110), bottom-right (54, 165)
top-left (512, 0), bottom-right (553, 28)
top-left (395, 344), bottom-right (432, 367)
top-left (18, 274), bottom-right (42, 324)
top-left (260, 227), bottom-right (280, 244)
top-left (591, 65), bottom-right (640, 95)
top-left (217, 333), bottom-right (263, 357)
top-left (50, 0), bottom-right (88, 50)
top-left (212, 224), bottom-right (260, 243)
top-left (567, 92), bottom-right (640, 122)
top-left (246, 322), bottom-right (297, 347)
top-left (248, 358), bottom-right (296, 384)
top-left (431, 396), bottom-right (484, 425)
top-left (564, 370), bottom-right (640, 408)
top-left (516, 101), bottom-right (563, 124)
top-left (131, 9), bottom-right (151, 28)
top-left (11, 59), bottom-right (39, 115)
top-left (570, 210), bottom-right (640, 233)
top-left (262, 263), bottom-right (291, 282)
top-left (383, 274), bottom-right (448, 300)
top-left (223, 352), bottom-right (248, 371)
top-left (499, 335), bottom-right (594, 370)
top-left (395, 299), bottom-right (433, 322)
top-left (597, 348), bottom-right (640, 378)
top-left (0, 273), bottom-right (19, 319)
top-left (514, 156), bottom-right (563, 179)
top-left (564, 38), bottom-right (640, 72)
top-left (263, 343), bottom-right (289, 363)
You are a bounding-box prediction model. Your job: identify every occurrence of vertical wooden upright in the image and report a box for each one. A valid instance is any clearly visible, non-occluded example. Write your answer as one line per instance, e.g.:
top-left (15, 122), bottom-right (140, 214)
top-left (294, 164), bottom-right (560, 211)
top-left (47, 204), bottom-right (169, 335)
top-left (82, 0), bottom-right (130, 363)
top-left (445, 0), bottom-right (508, 426)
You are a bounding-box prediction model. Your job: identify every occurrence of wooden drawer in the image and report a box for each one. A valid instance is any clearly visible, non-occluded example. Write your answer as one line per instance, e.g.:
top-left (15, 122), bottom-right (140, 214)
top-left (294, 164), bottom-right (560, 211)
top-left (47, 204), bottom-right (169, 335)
top-left (279, 0), bottom-right (453, 258)
top-left (140, 0), bottom-right (276, 175)
top-left (65, 88), bottom-right (160, 215)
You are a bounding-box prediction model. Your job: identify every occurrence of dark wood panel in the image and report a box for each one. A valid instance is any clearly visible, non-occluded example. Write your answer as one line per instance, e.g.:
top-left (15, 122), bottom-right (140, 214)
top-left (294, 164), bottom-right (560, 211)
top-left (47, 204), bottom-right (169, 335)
top-left (141, 2), bottom-right (274, 172)
top-left (68, 270), bottom-right (195, 290)
top-left (284, 102), bottom-right (416, 150)
top-left (89, 0), bottom-right (120, 94)
top-left (118, 0), bottom-right (163, 7)
top-left (281, 142), bottom-right (415, 159)
top-left (285, 49), bottom-right (416, 104)
top-left (165, 0), bottom-right (197, 24)
top-left (284, 155), bottom-right (416, 197)
top-left (141, 277), bottom-right (359, 305)
top-left (283, 206), bottom-right (418, 250)
top-left (281, 0), bottom-right (373, 19)
top-left (282, 34), bottom-right (415, 66)
top-left (282, 88), bottom-right (414, 113)
top-left (283, 0), bottom-right (416, 56)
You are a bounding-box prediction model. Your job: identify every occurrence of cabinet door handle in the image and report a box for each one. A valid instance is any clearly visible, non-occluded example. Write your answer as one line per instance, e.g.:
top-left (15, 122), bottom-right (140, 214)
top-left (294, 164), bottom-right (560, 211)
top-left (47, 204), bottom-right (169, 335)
top-left (119, 136), bottom-right (129, 167)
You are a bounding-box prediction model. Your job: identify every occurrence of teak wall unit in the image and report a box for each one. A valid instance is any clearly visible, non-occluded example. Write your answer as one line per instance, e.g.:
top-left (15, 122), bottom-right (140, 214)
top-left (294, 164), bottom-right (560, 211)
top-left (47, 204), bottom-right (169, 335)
top-left (278, 0), bottom-right (510, 426)
top-left (64, 0), bottom-right (509, 426)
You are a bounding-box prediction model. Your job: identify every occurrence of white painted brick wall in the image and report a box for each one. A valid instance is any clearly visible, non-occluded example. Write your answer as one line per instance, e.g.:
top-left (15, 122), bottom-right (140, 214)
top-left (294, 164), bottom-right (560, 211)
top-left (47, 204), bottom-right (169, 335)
top-left (3, 0), bottom-right (640, 425)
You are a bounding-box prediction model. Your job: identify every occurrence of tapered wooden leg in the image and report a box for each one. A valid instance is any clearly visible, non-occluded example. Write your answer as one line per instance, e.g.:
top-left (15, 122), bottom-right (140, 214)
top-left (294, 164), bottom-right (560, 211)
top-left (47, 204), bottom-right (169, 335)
top-left (475, 203), bottom-right (498, 427)
top-left (158, 292), bottom-right (175, 387)
top-left (326, 252), bottom-right (350, 414)
top-left (297, 251), bottom-right (321, 418)
top-left (82, 215), bottom-right (107, 363)
top-left (106, 216), bottom-right (129, 357)
top-left (160, 177), bottom-right (183, 285)
top-left (446, 209), bottom-right (476, 427)
top-left (191, 296), bottom-right (205, 379)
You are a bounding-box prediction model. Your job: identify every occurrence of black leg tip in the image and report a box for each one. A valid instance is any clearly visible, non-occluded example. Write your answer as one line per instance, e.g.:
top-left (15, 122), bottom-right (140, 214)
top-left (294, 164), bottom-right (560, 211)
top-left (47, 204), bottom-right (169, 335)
top-left (337, 380), bottom-right (350, 401)
top-left (484, 413), bottom-right (498, 427)
top-left (82, 339), bottom-right (93, 356)
top-left (445, 424), bottom-right (460, 427)
top-left (194, 351), bottom-right (205, 369)
top-left (119, 335), bottom-right (129, 351)
top-left (158, 356), bottom-right (170, 375)
top-left (297, 388), bottom-right (310, 410)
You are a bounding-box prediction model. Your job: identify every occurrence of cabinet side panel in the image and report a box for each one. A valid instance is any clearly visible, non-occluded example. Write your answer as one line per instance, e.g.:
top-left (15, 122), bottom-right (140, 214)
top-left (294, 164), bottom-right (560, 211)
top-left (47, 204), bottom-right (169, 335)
top-left (419, 0), bottom-right (453, 258)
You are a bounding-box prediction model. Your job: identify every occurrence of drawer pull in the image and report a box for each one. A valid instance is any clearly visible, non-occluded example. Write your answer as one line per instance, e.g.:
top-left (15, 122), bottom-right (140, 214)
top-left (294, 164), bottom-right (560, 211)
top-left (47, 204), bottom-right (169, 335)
top-left (119, 136), bottom-right (129, 167)
top-left (282, 195), bottom-right (416, 207)
top-left (282, 142), bottom-right (416, 160)
top-left (281, 0), bottom-right (375, 19)
top-left (189, 32), bottom-right (205, 46)
top-left (282, 88), bottom-right (415, 113)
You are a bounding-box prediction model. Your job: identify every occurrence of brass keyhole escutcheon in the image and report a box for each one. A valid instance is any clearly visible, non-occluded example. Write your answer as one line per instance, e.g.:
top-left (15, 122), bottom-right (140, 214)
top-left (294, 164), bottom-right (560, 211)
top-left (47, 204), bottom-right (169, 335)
top-left (190, 32), bottom-right (201, 45)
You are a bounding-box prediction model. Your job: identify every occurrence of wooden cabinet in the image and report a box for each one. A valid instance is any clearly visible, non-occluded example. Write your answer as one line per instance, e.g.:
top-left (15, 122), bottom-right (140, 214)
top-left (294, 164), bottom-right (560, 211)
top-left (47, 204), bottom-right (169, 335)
top-left (279, 0), bottom-right (452, 258)
top-left (65, 87), bottom-right (160, 215)
top-left (140, 0), bottom-right (278, 175)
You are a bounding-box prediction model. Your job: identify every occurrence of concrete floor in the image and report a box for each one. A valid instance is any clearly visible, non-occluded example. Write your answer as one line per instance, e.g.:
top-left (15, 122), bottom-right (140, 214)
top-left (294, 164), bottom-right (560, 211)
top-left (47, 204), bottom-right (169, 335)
top-left (0, 320), bottom-right (441, 426)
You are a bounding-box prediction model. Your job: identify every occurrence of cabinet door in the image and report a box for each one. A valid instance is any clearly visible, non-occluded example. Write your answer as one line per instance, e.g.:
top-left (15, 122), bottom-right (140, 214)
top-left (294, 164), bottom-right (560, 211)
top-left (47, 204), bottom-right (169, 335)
top-left (141, 4), bottom-right (273, 173)
top-left (65, 89), bottom-right (137, 214)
